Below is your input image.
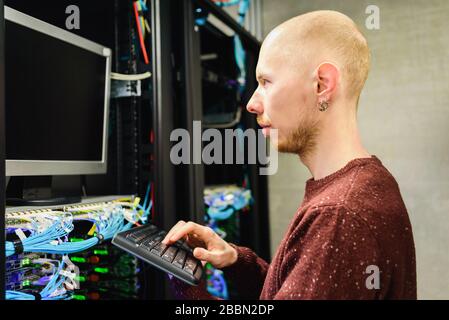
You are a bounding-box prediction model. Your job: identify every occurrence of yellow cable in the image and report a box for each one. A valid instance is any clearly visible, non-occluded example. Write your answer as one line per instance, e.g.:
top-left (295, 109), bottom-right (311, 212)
top-left (87, 223), bottom-right (97, 236)
top-left (145, 19), bottom-right (151, 34)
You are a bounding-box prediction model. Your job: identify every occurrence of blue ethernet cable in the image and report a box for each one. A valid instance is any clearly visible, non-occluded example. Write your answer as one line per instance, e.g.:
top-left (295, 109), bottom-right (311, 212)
top-left (5, 215), bottom-right (74, 257)
top-left (142, 183), bottom-right (151, 210)
top-left (206, 187), bottom-right (252, 220)
top-left (36, 202), bottom-right (151, 254)
top-left (6, 256), bottom-right (72, 300)
top-left (140, 183), bottom-right (152, 223)
top-left (234, 0), bottom-right (250, 93)
top-left (139, 200), bottom-right (153, 223)
top-left (5, 202), bottom-right (150, 256)
top-left (36, 211), bottom-right (130, 254)
top-left (207, 268), bottom-right (229, 299)
top-left (195, 0), bottom-right (249, 92)
top-left (139, 0), bottom-right (148, 11)
top-left (215, 0), bottom-right (241, 7)
top-left (6, 208), bottom-right (117, 255)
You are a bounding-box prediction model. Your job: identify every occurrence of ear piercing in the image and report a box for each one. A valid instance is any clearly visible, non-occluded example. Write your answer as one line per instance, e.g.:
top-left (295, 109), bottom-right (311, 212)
top-left (319, 100), bottom-right (329, 112)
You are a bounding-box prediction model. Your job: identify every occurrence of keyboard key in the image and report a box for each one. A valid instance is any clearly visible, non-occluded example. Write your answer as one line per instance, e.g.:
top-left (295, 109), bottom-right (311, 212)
top-left (141, 237), bottom-right (157, 250)
top-left (175, 239), bottom-right (193, 252)
top-left (127, 226), bottom-right (158, 245)
top-left (172, 250), bottom-right (187, 268)
top-left (126, 233), bottom-right (141, 243)
top-left (184, 255), bottom-right (198, 275)
top-left (131, 226), bottom-right (153, 237)
top-left (151, 242), bottom-right (168, 256)
top-left (162, 246), bottom-right (178, 263)
top-left (194, 263), bottom-right (203, 279)
top-left (142, 232), bottom-right (164, 250)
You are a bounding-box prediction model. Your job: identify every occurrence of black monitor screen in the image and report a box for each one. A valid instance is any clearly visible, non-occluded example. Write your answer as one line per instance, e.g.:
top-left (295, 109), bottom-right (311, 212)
top-left (5, 20), bottom-right (106, 161)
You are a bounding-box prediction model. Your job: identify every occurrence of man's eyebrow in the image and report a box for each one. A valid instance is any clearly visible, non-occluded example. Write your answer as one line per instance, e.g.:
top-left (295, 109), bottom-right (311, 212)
top-left (256, 72), bottom-right (270, 81)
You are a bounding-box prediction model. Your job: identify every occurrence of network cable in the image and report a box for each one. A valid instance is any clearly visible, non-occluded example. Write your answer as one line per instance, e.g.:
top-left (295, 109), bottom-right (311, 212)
top-left (212, 0), bottom-right (250, 92)
top-left (111, 71), bottom-right (152, 81)
top-left (6, 256), bottom-right (74, 300)
top-left (133, 0), bottom-right (150, 64)
top-left (204, 186), bottom-right (252, 220)
top-left (5, 200), bottom-right (152, 256)
top-left (5, 213), bottom-right (74, 257)
top-left (234, 0), bottom-right (250, 92)
top-left (42, 203), bottom-right (150, 254)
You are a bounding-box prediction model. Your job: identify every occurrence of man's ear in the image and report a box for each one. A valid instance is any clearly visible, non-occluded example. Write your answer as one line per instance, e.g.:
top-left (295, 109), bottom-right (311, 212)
top-left (314, 62), bottom-right (339, 101)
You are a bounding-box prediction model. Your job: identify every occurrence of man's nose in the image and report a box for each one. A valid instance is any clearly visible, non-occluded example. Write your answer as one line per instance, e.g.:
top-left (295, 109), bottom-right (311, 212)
top-left (246, 94), bottom-right (263, 115)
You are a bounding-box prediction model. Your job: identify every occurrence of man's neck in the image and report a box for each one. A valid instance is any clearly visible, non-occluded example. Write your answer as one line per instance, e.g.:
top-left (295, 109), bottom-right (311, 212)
top-left (300, 114), bottom-right (370, 180)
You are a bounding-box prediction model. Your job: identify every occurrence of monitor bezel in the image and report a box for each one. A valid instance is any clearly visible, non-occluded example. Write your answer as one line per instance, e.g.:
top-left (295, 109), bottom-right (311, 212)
top-left (4, 6), bottom-right (111, 176)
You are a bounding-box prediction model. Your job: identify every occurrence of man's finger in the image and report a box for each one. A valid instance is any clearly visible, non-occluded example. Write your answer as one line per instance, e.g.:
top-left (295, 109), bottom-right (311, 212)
top-left (162, 220), bottom-right (186, 244)
top-left (168, 222), bottom-right (213, 244)
top-left (194, 248), bottom-right (222, 267)
top-left (193, 247), bottom-right (212, 262)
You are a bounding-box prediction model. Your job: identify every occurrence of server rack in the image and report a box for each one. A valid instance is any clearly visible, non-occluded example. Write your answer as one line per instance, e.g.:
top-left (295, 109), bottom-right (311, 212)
top-left (0, 0), bottom-right (175, 300)
top-left (1, 0), bottom-right (6, 301)
top-left (168, 0), bottom-right (270, 300)
top-left (186, 0), bottom-right (271, 262)
top-left (0, 0), bottom-right (270, 300)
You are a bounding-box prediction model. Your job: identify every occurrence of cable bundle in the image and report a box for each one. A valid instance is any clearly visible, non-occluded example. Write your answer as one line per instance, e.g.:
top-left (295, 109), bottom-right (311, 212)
top-left (5, 196), bottom-right (153, 300)
top-left (213, 0), bottom-right (250, 92)
top-left (41, 203), bottom-right (147, 254)
top-left (6, 256), bottom-right (74, 300)
top-left (5, 213), bottom-right (74, 257)
top-left (204, 185), bottom-right (252, 220)
top-left (5, 198), bottom-right (152, 256)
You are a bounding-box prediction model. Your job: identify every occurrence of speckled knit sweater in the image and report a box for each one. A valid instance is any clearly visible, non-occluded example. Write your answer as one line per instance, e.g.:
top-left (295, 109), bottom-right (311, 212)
top-left (170, 156), bottom-right (417, 300)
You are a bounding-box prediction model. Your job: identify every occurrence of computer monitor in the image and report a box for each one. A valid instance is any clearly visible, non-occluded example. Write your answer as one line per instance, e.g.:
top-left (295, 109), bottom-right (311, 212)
top-left (4, 6), bottom-right (111, 177)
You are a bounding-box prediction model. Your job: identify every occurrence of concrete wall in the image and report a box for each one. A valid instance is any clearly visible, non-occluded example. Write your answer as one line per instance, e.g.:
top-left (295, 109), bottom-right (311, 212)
top-left (262, 0), bottom-right (449, 299)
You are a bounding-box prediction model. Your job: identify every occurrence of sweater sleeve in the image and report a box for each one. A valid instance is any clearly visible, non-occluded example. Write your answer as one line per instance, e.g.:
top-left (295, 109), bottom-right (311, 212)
top-left (220, 243), bottom-right (269, 299)
top-left (273, 205), bottom-right (381, 299)
top-left (169, 243), bottom-right (269, 300)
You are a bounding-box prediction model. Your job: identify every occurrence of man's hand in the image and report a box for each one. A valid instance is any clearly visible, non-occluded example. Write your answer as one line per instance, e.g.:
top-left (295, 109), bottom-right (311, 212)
top-left (162, 221), bottom-right (238, 269)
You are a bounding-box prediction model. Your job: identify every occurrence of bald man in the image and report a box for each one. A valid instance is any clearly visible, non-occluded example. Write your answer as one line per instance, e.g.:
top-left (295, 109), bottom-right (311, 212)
top-left (163, 10), bottom-right (416, 299)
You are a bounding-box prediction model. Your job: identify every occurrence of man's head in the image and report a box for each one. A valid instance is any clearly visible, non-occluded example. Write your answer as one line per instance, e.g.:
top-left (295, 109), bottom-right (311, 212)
top-left (247, 10), bottom-right (370, 157)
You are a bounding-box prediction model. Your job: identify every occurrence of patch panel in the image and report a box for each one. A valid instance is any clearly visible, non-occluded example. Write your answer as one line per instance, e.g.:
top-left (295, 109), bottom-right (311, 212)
top-left (5, 195), bottom-right (149, 300)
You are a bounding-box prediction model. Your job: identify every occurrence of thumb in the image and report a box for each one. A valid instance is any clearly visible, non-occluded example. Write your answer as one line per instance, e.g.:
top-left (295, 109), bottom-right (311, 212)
top-left (193, 247), bottom-right (213, 262)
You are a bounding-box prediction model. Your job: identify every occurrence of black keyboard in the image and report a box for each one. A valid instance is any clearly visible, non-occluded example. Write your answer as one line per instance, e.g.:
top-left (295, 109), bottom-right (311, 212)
top-left (112, 224), bottom-right (203, 286)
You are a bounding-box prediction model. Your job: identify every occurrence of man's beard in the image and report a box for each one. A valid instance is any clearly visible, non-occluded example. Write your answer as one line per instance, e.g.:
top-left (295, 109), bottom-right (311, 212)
top-left (275, 119), bottom-right (319, 158)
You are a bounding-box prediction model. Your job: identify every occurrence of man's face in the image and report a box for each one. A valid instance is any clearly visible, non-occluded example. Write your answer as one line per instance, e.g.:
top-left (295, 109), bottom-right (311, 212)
top-left (246, 41), bottom-right (320, 157)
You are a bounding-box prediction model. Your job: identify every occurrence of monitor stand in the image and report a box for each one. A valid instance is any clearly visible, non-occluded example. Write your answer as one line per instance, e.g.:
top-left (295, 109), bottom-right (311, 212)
top-left (6, 176), bottom-right (81, 207)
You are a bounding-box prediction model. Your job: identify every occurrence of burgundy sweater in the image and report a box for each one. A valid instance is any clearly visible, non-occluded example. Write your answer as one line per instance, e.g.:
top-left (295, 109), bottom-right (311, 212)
top-left (170, 156), bottom-right (417, 299)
